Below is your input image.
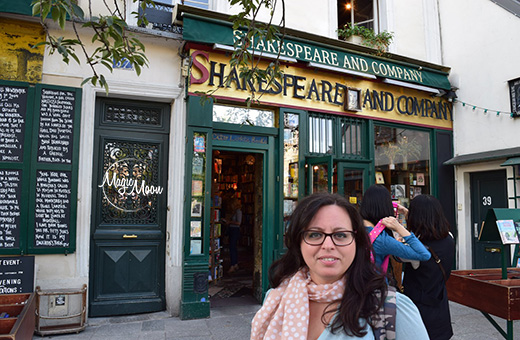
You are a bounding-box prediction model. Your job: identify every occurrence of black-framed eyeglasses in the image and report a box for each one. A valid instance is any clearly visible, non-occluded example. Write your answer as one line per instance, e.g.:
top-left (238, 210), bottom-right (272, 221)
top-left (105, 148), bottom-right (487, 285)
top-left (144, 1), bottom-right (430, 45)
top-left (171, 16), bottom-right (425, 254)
top-left (302, 230), bottom-right (356, 246)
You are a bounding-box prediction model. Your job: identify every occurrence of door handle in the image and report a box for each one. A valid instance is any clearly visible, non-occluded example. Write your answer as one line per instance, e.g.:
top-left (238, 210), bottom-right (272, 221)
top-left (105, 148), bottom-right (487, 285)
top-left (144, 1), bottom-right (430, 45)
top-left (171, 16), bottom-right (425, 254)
top-left (123, 234), bottom-right (138, 239)
top-left (485, 247), bottom-right (501, 253)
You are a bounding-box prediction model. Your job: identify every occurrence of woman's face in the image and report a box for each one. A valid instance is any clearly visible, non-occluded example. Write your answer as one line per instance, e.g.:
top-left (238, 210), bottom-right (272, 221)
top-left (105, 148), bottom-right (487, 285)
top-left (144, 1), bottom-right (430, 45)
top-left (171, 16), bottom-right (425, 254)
top-left (300, 204), bottom-right (356, 284)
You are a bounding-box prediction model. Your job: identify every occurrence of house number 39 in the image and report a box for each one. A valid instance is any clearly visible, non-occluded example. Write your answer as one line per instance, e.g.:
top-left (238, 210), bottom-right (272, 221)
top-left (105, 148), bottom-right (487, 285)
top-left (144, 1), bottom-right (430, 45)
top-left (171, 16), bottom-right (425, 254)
top-left (482, 196), bottom-right (492, 206)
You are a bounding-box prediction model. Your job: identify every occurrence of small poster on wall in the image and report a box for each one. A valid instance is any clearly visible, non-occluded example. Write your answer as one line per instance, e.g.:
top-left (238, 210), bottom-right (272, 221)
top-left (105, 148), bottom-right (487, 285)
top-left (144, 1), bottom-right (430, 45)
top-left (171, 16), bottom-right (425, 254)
top-left (375, 172), bottom-right (385, 184)
top-left (191, 180), bottom-right (203, 196)
top-left (190, 240), bottom-right (202, 255)
top-left (194, 136), bottom-right (205, 153)
top-left (416, 173), bottom-right (425, 186)
top-left (190, 221), bottom-right (201, 237)
top-left (191, 198), bottom-right (202, 217)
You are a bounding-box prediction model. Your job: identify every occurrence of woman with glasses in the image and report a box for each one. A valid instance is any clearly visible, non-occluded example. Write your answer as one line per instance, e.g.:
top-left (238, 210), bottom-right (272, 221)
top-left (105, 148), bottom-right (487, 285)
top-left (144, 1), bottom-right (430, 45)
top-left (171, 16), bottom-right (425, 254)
top-left (360, 185), bottom-right (431, 274)
top-left (251, 192), bottom-right (429, 340)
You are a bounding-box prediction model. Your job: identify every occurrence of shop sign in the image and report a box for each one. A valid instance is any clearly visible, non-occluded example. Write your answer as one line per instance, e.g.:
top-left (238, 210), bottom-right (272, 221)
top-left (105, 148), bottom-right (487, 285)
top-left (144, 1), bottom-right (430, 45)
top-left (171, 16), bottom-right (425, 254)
top-left (182, 14), bottom-right (451, 91)
top-left (99, 158), bottom-right (164, 212)
top-left (189, 50), bottom-right (453, 130)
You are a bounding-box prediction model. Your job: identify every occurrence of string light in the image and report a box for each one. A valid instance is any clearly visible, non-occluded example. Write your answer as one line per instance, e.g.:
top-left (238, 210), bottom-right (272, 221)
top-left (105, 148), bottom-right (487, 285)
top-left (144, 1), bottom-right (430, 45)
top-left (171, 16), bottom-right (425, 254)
top-left (453, 99), bottom-right (517, 118)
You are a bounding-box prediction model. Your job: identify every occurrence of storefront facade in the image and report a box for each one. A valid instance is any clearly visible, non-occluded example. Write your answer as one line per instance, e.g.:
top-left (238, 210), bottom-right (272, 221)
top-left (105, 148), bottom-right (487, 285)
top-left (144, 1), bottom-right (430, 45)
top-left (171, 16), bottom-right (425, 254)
top-left (179, 11), bottom-right (456, 319)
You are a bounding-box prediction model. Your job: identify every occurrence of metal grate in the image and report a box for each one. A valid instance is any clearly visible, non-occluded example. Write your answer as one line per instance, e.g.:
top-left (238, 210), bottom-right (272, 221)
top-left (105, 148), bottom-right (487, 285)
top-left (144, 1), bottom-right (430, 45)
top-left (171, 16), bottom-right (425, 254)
top-left (104, 104), bottom-right (162, 126)
top-left (340, 117), bottom-right (363, 157)
top-left (100, 140), bottom-right (160, 224)
top-left (309, 113), bottom-right (334, 154)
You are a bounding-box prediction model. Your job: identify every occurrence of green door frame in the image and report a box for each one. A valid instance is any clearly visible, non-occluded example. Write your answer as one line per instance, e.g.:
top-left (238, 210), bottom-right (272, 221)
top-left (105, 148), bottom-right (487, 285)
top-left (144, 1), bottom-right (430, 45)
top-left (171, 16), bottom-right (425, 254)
top-left (336, 161), bottom-right (370, 195)
top-left (305, 155), bottom-right (333, 194)
top-left (212, 135), bottom-right (276, 300)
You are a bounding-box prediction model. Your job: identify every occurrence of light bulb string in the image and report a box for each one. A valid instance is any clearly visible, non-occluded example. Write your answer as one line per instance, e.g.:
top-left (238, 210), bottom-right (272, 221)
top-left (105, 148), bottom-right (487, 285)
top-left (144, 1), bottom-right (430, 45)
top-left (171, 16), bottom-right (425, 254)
top-left (453, 99), bottom-right (519, 118)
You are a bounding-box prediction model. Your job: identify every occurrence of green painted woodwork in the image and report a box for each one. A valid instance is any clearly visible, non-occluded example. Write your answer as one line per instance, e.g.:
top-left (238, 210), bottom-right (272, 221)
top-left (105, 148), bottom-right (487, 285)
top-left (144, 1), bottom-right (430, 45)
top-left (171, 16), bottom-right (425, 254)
top-left (89, 98), bottom-right (169, 317)
top-left (0, 80), bottom-right (81, 255)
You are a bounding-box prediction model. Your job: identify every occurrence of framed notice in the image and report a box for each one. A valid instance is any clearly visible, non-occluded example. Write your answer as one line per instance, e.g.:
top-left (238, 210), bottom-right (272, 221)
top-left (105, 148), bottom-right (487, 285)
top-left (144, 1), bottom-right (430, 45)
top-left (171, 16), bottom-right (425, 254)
top-left (191, 180), bottom-right (203, 197)
top-left (344, 87), bottom-right (362, 112)
top-left (191, 198), bottom-right (202, 217)
top-left (416, 173), bottom-right (425, 186)
top-left (190, 221), bottom-right (202, 237)
top-left (375, 172), bottom-right (384, 184)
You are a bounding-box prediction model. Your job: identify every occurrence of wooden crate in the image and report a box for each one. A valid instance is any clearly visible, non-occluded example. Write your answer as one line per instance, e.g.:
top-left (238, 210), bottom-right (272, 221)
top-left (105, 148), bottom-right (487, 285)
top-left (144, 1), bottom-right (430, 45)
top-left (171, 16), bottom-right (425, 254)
top-left (447, 268), bottom-right (520, 321)
top-left (0, 293), bottom-right (36, 340)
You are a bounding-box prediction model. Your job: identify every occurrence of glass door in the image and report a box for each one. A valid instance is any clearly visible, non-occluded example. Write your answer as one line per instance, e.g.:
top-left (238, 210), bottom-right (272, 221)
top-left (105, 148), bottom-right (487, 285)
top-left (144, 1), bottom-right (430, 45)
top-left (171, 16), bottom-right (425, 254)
top-left (336, 162), bottom-right (369, 208)
top-left (306, 156), bottom-right (333, 194)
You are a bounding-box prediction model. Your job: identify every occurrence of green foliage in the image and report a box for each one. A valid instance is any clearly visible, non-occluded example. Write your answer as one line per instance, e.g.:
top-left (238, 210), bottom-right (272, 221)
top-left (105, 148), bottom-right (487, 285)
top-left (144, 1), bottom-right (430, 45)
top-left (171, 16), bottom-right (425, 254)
top-left (199, 0), bottom-right (285, 106)
top-left (337, 23), bottom-right (393, 56)
top-left (31, 0), bottom-right (153, 93)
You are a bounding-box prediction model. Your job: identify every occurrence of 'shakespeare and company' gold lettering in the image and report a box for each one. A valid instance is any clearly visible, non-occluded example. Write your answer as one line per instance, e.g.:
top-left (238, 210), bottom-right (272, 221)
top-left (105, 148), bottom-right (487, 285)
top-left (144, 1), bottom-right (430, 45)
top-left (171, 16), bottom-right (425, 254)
top-left (190, 50), bottom-right (452, 122)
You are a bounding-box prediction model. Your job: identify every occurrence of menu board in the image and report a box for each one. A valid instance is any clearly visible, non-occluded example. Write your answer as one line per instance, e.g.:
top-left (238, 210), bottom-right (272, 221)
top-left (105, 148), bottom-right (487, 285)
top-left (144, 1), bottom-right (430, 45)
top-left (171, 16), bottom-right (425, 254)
top-left (0, 81), bottom-right (80, 254)
top-left (34, 170), bottom-right (71, 248)
top-left (0, 86), bottom-right (27, 163)
top-left (0, 169), bottom-right (21, 249)
top-left (37, 88), bottom-right (75, 164)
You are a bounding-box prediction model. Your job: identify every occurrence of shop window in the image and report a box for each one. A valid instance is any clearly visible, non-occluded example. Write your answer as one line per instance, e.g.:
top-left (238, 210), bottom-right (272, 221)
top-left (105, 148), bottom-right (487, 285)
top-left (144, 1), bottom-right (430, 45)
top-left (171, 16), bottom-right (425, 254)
top-left (213, 105), bottom-right (275, 127)
top-left (309, 114), bottom-right (333, 154)
top-left (374, 125), bottom-right (430, 206)
top-left (340, 117), bottom-right (363, 158)
top-left (283, 113), bottom-right (299, 220)
top-left (337, 0), bottom-right (377, 32)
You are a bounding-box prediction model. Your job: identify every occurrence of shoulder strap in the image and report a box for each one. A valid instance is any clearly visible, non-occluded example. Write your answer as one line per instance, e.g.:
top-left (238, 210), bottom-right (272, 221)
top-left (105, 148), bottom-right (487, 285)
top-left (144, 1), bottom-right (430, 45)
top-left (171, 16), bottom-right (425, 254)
top-left (369, 221), bottom-right (390, 272)
top-left (428, 246), bottom-right (447, 282)
top-left (373, 286), bottom-right (397, 340)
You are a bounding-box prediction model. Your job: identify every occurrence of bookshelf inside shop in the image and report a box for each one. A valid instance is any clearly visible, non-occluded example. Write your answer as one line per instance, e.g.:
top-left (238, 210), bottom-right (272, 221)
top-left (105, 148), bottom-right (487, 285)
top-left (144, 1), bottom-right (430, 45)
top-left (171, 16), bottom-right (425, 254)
top-left (375, 161), bottom-right (430, 204)
top-left (240, 163), bottom-right (255, 247)
top-left (209, 157), bottom-right (224, 283)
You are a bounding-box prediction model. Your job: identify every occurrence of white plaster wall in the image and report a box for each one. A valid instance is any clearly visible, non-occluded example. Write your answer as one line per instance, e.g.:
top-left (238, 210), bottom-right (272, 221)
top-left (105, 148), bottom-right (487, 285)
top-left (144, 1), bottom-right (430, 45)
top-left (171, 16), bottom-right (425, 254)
top-left (36, 22), bottom-right (186, 316)
top-left (439, 0), bottom-right (520, 156)
top-left (437, 0), bottom-right (520, 269)
top-left (213, 0), bottom-right (333, 38)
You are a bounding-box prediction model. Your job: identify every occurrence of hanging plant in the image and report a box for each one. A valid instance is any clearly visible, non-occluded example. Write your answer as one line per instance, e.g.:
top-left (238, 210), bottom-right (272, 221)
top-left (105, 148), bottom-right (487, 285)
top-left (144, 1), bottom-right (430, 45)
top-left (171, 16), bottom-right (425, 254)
top-left (337, 23), bottom-right (394, 56)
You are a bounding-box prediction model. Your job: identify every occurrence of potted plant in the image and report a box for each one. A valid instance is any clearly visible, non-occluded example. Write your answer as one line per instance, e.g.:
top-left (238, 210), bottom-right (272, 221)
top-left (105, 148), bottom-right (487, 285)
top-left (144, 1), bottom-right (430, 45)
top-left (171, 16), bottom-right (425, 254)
top-left (382, 141), bottom-right (399, 170)
top-left (337, 23), bottom-right (394, 56)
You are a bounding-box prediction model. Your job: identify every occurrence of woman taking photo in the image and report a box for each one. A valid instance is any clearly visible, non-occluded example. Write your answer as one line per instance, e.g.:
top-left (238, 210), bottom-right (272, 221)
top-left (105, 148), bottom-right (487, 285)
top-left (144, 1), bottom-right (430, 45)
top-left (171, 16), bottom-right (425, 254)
top-left (250, 192), bottom-right (429, 340)
top-left (399, 194), bottom-right (455, 340)
top-left (360, 185), bottom-right (430, 273)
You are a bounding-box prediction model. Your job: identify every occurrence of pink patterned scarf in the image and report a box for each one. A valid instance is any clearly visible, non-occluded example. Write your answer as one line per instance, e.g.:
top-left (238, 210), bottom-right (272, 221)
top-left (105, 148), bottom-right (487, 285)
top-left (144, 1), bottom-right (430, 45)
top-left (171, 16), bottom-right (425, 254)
top-left (250, 268), bottom-right (345, 340)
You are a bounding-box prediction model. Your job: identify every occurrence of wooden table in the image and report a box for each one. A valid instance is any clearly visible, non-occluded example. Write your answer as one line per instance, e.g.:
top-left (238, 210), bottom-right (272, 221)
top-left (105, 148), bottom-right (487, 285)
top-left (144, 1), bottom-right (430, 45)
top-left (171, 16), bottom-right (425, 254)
top-left (447, 268), bottom-right (520, 340)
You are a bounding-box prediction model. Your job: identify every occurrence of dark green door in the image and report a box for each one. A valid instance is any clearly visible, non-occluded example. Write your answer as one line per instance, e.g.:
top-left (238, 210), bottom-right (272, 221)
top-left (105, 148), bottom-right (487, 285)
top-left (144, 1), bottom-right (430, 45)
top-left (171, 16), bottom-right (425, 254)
top-left (471, 170), bottom-right (508, 269)
top-left (336, 162), bottom-right (369, 208)
top-left (89, 99), bottom-right (170, 316)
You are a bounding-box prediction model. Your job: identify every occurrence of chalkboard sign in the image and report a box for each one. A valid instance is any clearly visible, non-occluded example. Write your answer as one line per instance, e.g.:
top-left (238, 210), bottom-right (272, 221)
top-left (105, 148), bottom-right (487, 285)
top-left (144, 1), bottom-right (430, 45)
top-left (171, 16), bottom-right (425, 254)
top-left (0, 169), bottom-right (21, 249)
top-left (0, 256), bottom-right (34, 294)
top-left (0, 86), bottom-right (28, 163)
top-left (37, 88), bottom-right (75, 164)
top-left (34, 170), bottom-right (71, 248)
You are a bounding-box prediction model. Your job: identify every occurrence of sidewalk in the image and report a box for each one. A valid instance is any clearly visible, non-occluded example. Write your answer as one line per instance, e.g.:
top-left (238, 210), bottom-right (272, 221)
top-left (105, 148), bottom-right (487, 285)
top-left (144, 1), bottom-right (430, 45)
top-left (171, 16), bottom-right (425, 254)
top-left (32, 300), bottom-right (519, 340)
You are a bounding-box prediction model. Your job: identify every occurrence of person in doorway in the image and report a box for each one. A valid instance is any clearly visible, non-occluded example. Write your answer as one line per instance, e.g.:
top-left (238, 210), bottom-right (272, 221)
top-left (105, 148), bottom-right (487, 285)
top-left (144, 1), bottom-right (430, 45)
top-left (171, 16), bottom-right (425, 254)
top-left (251, 192), bottom-right (429, 340)
top-left (387, 194), bottom-right (455, 340)
top-left (223, 198), bottom-right (242, 273)
top-left (360, 185), bottom-right (431, 280)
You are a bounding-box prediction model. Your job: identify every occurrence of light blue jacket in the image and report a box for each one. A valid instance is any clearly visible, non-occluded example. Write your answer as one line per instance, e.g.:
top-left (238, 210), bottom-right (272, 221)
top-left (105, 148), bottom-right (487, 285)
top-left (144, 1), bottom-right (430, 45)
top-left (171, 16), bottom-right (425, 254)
top-left (366, 227), bottom-right (431, 268)
top-left (317, 292), bottom-right (429, 339)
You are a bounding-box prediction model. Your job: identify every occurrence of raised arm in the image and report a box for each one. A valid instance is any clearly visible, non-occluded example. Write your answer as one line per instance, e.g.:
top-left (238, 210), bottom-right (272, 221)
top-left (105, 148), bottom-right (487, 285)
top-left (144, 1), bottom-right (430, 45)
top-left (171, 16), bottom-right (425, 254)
top-left (377, 217), bottom-right (431, 261)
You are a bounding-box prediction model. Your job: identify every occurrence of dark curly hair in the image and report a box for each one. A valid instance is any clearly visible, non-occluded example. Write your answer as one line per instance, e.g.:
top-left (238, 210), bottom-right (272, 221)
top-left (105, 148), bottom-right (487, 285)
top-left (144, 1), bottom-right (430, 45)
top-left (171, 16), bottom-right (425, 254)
top-left (268, 192), bottom-right (387, 337)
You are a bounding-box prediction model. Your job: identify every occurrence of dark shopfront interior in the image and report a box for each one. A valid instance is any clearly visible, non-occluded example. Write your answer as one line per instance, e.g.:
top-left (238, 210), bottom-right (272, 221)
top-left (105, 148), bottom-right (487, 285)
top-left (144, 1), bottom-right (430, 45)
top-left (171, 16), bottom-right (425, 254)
top-left (208, 150), bottom-right (263, 307)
